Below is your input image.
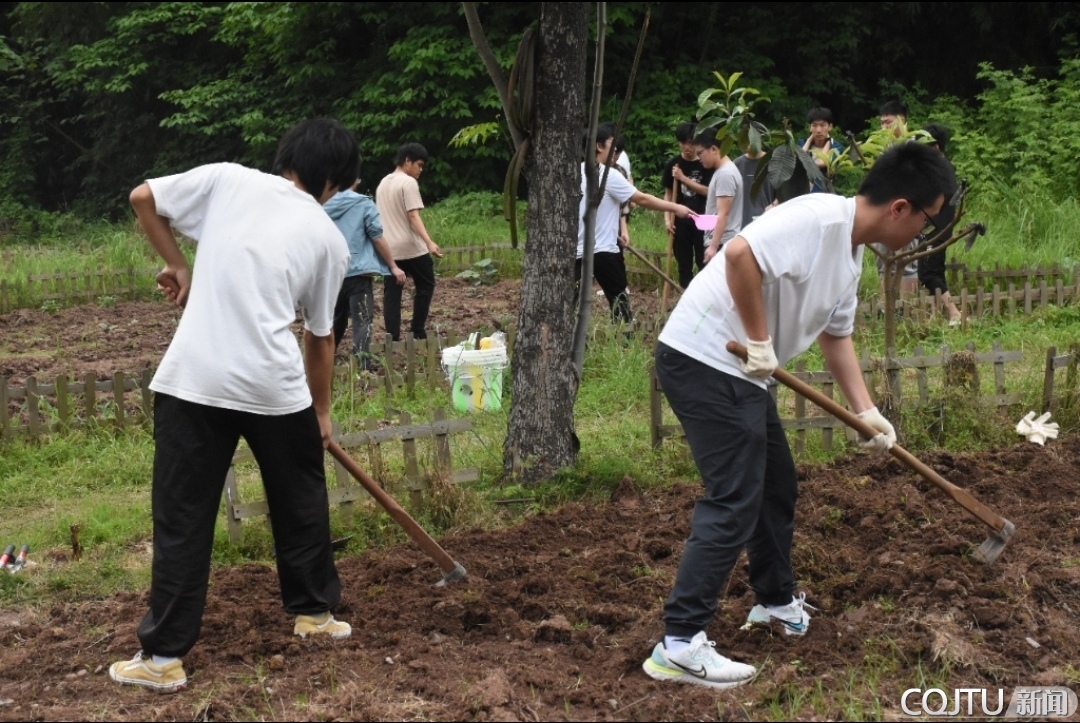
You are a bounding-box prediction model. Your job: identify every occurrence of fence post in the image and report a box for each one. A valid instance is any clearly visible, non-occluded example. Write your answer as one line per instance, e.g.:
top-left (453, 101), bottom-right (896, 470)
top-left (401, 411), bottom-right (423, 507)
top-left (140, 369), bottom-right (153, 421)
top-left (405, 334), bottom-right (417, 395)
top-left (0, 377), bottom-right (9, 441)
top-left (433, 408), bottom-right (452, 477)
top-left (84, 372), bottom-right (96, 426)
top-left (56, 375), bottom-right (70, 430)
top-left (381, 333), bottom-right (395, 396)
top-left (113, 371), bottom-right (126, 431)
top-left (1042, 346), bottom-right (1057, 413)
top-left (331, 422), bottom-right (353, 523)
top-left (27, 376), bottom-right (40, 439)
top-left (365, 416), bottom-right (386, 488)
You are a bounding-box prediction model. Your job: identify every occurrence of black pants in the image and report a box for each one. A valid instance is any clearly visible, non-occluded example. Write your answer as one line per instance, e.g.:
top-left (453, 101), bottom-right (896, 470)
top-left (672, 218), bottom-right (706, 290)
top-left (383, 254), bottom-right (436, 341)
top-left (655, 343), bottom-right (797, 638)
top-left (137, 394), bottom-right (341, 658)
top-left (575, 250), bottom-right (632, 324)
top-left (333, 275), bottom-right (375, 366)
top-left (917, 243), bottom-right (949, 295)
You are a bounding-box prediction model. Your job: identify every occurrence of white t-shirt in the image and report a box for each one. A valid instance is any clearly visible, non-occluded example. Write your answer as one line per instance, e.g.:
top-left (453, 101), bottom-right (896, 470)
top-left (704, 160), bottom-right (744, 247)
top-left (577, 162), bottom-right (636, 257)
top-left (147, 163), bottom-right (349, 414)
top-left (659, 194), bottom-right (863, 388)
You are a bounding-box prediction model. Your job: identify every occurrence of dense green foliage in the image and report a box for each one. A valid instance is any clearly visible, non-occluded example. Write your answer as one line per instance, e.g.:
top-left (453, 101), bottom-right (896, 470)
top-left (1, 2), bottom-right (1079, 218)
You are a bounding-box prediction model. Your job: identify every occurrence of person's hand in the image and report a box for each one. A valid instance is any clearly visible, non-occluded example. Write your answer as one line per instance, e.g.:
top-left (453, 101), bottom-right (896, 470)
top-left (703, 244), bottom-right (719, 265)
top-left (673, 205), bottom-right (691, 219)
top-left (672, 166), bottom-right (687, 183)
top-left (390, 266), bottom-right (407, 286)
top-left (856, 406), bottom-right (896, 451)
top-left (739, 337), bottom-right (778, 379)
top-left (665, 217), bottom-right (675, 236)
top-left (427, 241), bottom-right (443, 258)
top-left (156, 265), bottom-right (191, 307)
top-left (618, 229), bottom-right (630, 248)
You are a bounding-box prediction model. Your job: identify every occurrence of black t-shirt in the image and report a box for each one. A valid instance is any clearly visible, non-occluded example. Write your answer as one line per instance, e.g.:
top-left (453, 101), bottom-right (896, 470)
top-left (661, 155), bottom-right (714, 215)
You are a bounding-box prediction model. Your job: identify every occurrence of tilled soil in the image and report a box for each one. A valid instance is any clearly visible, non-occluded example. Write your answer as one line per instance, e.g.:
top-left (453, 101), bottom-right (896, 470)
top-left (1, 286), bottom-right (1078, 721)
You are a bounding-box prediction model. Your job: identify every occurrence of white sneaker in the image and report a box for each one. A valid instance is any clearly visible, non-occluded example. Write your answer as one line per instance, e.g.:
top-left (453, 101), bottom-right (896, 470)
top-left (642, 631), bottom-right (756, 689)
top-left (742, 591), bottom-right (815, 636)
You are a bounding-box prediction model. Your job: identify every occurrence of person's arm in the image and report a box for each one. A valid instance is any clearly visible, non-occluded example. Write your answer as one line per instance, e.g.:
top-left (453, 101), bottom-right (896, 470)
top-left (130, 183), bottom-right (191, 307)
top-left (619, 214), bottom-right (630, 248)
top-left (628, 190), bottom-right (690, 219)
top-left (725, 235), bottom-right (768, 341)
top-left (671, 165), bottom-right (709, 196)
top-left (372, 235), bottom-right (406, 285)
top-left (663, 186), bottom-right (676, 236)
top-left (819, 330), bottom-right (895, 449)
top-left (703, 195), bottom-right (734, 264)
top-left (407, 209), bottom-right (442, 258)
top-left (818, 332), bottom-right (873, 412)
top-left (303, 329), bottom-right (335, 448)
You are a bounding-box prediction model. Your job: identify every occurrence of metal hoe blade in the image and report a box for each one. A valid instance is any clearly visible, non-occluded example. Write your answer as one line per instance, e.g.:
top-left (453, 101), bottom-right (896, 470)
top-left (971, 519), bottom-right (1016, 565)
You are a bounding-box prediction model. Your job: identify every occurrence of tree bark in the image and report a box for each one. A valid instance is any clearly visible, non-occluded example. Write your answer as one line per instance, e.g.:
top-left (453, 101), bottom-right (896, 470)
top-left (503, 2), bottom-right (588, 482)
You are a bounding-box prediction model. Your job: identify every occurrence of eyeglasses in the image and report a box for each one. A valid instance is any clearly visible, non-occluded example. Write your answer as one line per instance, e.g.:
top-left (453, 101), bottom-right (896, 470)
top-left (915, 206), bottom-right (937, 239)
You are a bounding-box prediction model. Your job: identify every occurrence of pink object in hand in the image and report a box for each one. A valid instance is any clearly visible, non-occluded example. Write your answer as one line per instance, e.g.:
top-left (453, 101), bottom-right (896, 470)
top-left (692, 214), bottom-right (718, 231)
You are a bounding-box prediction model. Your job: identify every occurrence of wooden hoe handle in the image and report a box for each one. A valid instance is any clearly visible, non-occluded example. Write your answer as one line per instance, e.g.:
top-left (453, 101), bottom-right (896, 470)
top-left (327, 440), bottom-right (465, 583)
top-left (725, 341), bottom-right (1010, 534)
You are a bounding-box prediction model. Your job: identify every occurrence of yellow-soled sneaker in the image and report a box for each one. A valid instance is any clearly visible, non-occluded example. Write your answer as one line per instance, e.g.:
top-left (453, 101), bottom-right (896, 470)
top-left (294, 612), bottom-right (351, 639)
top-left (108, 652), bottom-right (187, 693)
top-left (642, 632), bottom-right (756, 690)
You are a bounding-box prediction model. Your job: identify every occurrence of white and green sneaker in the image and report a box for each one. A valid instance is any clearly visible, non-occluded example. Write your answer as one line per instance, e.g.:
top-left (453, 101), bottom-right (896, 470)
top-left (743, 591), bottom-right (816, 636)
top-left (642, 632), bottom-right (756, 689)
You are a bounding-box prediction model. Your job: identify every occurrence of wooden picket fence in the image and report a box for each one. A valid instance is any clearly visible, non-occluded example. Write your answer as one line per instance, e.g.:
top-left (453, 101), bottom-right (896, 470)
top-left (858, 275), bottom-right (1080, 324)
top-left (650, 342), bottom-right (1030, 458)
top-left (1043, 343), bottom-right (1080, 414)
top-left (435, 243), bottom-right (523, 277)
top-left (223, 410), bottom-right (477, 543)
top-left (949, 262), bottom-right (1074, 293)
top-left (0, 268), bottom-right (160, 314)
top-left (0, 370), bottom-right (154, 440)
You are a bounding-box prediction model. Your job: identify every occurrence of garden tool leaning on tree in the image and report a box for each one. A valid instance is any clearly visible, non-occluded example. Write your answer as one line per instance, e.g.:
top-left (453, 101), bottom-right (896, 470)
top-left (727, 341), bottom-right (1015, 564)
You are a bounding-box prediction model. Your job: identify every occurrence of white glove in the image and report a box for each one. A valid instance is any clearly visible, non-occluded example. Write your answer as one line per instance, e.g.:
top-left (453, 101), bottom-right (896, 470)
top-left (856, 406), bottom-right (896, 452)
top-left (740, 337), bottom-right (779, 379)
top-left (1016, 411), bottom-right (1059, 446)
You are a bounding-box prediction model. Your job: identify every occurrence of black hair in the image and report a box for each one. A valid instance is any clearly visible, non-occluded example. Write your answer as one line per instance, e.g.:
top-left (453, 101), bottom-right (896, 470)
top-left (807, 107), bottom-right (833, 124)
top-left (878, 100), bottom-right (908, 118)
top-left (594, 122), bottom-right (617, 146)
top-left (271, 118), bottom-right (360, 199)
top-left (857, 141), bottom-right (956, 209)
top-left (675, 121), bottom-right (697, 143)
top-left (692, 128), bottom-right (719, 149)
top-left (394, 142), bottom-right (429, 167)
top-left (922, 123), bottom-right (950, 153)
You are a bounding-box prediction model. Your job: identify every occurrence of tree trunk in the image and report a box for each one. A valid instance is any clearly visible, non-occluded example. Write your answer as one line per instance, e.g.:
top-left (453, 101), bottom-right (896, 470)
top-left (503, 2), bottom-right (588, 482)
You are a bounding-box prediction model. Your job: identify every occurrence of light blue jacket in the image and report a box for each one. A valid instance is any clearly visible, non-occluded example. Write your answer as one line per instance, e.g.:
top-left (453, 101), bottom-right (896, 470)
top-left (323, 190), bottom-right (390, 277)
